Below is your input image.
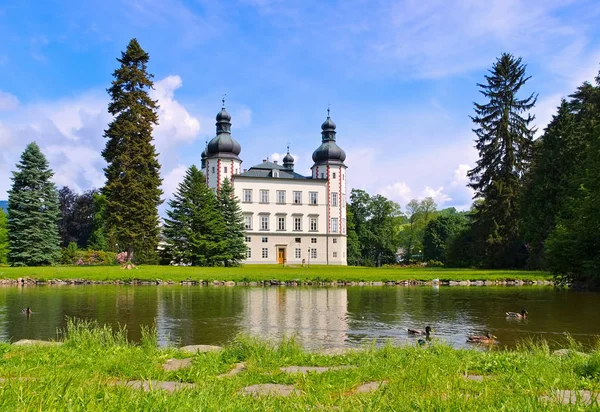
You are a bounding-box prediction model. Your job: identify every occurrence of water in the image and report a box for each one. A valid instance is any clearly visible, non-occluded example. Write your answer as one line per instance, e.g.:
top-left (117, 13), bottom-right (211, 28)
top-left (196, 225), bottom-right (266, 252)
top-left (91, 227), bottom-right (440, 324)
top-left (1, 285), bottom-right (598, 350)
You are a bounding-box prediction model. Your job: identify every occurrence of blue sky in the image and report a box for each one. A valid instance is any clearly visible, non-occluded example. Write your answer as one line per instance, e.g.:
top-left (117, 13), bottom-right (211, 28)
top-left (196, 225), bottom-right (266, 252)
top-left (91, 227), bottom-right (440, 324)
top-left (1, 0), bottom-right (600, 212)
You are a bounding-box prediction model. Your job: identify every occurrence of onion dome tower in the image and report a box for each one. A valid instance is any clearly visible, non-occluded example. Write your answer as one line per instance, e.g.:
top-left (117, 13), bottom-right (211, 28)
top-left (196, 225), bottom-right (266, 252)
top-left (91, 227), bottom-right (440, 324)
top-left (311, 108), bottom-right (346, 167)
top-left (283, 145), bottom-right (294, 171)
top-left (204, 98), bottom-right (243, 190)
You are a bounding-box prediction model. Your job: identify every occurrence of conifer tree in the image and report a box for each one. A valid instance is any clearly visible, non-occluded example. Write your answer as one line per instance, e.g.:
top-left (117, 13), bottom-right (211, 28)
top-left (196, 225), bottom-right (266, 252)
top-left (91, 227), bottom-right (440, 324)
top-left (162, 166), bottom-right (225, 266)
top-left (468, 53), bottom-right (537, 268)
top-left (102, 38), bottom-right (162, 264)
top-left (7, 142), bottom-right (60, 266)
top-left (0, 208), bottom-right (8, 264)
top-left (217, 178), bottom-right (246, 266)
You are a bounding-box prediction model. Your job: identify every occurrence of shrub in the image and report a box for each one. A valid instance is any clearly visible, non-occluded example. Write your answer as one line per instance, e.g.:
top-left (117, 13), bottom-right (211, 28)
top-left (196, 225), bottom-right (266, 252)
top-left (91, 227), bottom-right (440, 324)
top-left (60, 244), bottom-right (117, 266)
top-left (426, 260), bottom-right (444, 268)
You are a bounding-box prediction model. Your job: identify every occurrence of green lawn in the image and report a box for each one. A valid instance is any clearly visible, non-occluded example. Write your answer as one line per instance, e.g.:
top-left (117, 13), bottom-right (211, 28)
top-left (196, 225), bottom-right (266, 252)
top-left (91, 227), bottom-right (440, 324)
top-left (0, 320), bottom-right (597, 411)
top-left (0, 264), bottom-right (551, 282)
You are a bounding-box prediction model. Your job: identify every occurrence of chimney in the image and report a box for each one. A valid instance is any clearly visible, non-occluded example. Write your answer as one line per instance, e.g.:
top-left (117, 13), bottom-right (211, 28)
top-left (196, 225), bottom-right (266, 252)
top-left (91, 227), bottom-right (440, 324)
top-left (263, 159), bottom-right (267, 163)
top-left (243, 169), bottom-right (247, 173)
top-left (274, 160), bottom-right (278, 164)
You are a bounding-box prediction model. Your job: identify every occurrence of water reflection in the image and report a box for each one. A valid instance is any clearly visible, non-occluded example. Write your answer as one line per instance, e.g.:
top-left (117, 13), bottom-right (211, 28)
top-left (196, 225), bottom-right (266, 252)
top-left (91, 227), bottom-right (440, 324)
top-left (0, 285), bottom-right (599, 350)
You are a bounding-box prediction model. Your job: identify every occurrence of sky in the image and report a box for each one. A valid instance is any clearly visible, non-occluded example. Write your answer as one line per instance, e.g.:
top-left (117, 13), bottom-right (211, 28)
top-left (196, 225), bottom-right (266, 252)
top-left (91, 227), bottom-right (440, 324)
top-left (1, 0), bottom-right (600, 213)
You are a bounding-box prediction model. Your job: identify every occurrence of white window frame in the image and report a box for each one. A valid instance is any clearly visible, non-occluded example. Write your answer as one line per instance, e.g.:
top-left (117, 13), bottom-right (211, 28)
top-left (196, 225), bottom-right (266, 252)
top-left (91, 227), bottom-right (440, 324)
top-left (277, 190), bottom-right (286, 204)
top-left (247, 248), bottom-right (251, 258)
top-left (311, 248), bottom-right (317, 259)
top-left (278, 217), bottom-right (285, 231)
top-left (333, 238), bottom-right (337, 244)
top-left (331, 218), bottom-right (339, 233)
top-left (243, 189), bottom-right (252, 203)
top-left (224, 166), bottom-right (228, 173)
top-left (310, 218), bottom-right (317, 232)
top-left (262, 248), bottom-right (268, 259)
top-left (293, 217), bottom-right (301, 231)
top-left (311, 238), bottom-right (317, 244)
top-left (245, 236), bottom-right (251, 243)
top-left (244, 215), bottom-right (252, 230)
top-left (331, 192), bottom-right (338, 207)
top-left (295, 248), bottom-right (301, 259)
top-left (260, 216), bottom-right (269, 231)
top-left (333, 251), bottom-right (337, 258)
top-left (309, 192), bottom-right (318, 205)
top-left (260, 189), bottom-right (269, 204)
top-left (293, 191), bottom-right (302, 204)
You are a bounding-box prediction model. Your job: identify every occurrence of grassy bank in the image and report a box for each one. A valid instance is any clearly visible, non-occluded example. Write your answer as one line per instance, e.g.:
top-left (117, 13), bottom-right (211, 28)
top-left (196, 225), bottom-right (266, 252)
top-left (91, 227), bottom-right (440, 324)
top-left (0, 265), bottom-right (552, 283)
top-left (0, 321), bottom-right (598, 411)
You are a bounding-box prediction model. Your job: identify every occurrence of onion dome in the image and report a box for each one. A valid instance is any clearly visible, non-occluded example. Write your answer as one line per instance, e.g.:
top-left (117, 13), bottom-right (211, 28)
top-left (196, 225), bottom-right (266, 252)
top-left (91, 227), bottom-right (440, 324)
top-left (283, 146), bottom-right (294, 170)
top-left (205, 99), bottom-right (241, 160)
top-left (201, 145), bottom-right (207, 169)
top-left (312, 109), bottom-right (346, 165)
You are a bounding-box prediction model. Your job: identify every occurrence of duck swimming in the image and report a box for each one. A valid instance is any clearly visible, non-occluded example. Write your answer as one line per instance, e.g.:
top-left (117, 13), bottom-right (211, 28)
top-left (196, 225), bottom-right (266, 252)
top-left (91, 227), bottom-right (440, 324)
top-left (467, 332), bottom-right (497, 344)
top-left (408, 326), bottom-right (433, 337)
top-left (506, 309), bottom-right (528, 319)
top-left (22, 307), bottom-right (32, 315)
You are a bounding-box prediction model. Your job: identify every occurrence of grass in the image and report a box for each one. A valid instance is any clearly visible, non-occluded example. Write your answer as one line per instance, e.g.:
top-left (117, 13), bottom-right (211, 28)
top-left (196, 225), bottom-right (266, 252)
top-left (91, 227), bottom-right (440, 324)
top-left (0, 319), bottom-right (598, 411)
top-left (0, 265), bottom-right (552, 283)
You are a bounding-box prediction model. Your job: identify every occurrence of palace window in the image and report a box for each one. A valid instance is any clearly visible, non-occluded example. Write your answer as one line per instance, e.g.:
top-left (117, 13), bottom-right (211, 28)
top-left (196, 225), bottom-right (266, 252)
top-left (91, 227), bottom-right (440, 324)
top-left (260, 189), bottom-right (269, 204)
top-left (331, 218), bottom-right (339, 233)
top-left (295, 237), bottom-right (301, 243)
top-left (262, 248), bottom-right (268, 259)
top-left (278, 217), bottom-right (285, 231)
top-left (294, 217), bottom-right (302, 231)
top-left (247, 248), bottom-right (251, 258)
top-left (331, 192), bottom-right (338, 207)
top-left (293, 191), bottom-right (302, 204)
top-left (295, 248), bottom-right (301, 259)
top-left (309, 192), bottom-right (318, 205)
top-left (320, 173), bottom-right (324, 179)
top-left (342, 218), bottom-right (346, 235)
top-left (311, 238), bottom-right (317, 244)
top-left (333, 172), bottom-right (336, 179)
top-left (262, 237), bottom-right (268, 243)
top-left (243, 189), bottom-right (252, 203)
top-left (260, 216), bottom-right (269, 231)
top-left (245, 236), bottom-right (251, 243)
top-left (224, 166), bottom-right (228, 173)
top-left (333, 251), bottom-right (337, 258)
top-left (309, 218), bottom-right (317, 232)
top-left (310, 248), bottom-right (317, 259)
top-left (244, 215), bottom-right (252, 230)
top-left (333, 238), bottom-right (337, 244)
top-left (277, 190), bottom-right (286, 204)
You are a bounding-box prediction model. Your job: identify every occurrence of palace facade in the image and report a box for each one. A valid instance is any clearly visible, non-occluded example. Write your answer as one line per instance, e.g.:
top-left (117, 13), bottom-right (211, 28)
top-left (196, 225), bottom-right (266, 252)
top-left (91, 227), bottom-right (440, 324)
top-left (201, 104), bottom-right (347, 265)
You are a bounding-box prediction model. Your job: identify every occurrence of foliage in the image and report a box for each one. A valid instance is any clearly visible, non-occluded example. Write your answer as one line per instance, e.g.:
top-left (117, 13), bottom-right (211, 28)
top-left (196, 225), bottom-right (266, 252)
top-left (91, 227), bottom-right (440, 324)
top-left (87, 193), bottom-right (111, 251)
top-left (398, 197), bottom-right (437, 262)
top-left (7, 142), bottom-right (60, 266)
top-left (60, 242), bottom-right (117, 265)
top-left (58, 187), bottom-right (97, 248)
top-left (0, 208), bottom-right (8, 264)
top-left (102, 38), bottom-right (162, 264)
top-left (423, 213), bottom-right (468, 262)
top-left (346, 209), bottom-right (361, 266)
top-left (348, 189), bottom-right (403, 266)
top-left (162, 166), bottom-right (226, 266)
top-left (217, 178), bottom-right (247, 266)
top-left (468, 53), bottom-right (537, 268)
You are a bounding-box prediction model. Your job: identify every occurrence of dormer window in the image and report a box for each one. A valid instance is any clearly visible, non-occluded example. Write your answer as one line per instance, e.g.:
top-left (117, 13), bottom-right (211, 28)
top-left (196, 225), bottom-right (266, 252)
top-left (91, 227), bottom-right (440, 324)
top-left (273, 170), bottom-right (279, 178)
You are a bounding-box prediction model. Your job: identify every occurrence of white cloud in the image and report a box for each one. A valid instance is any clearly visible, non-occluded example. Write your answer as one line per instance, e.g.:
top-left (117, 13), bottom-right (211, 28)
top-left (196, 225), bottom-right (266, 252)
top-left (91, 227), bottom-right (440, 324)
top-left (0, 90), bottom-right (19, 110)
top-left (380, 181), bottom-right (412, 206)
top-left (151, 75), bottom-right (201, 150)
top-left (422, 186), bottom-right (451, 205)
top-left (162, 164), bottom-right (188, 198)
top-left (270, 151), bottom-right (299, 165)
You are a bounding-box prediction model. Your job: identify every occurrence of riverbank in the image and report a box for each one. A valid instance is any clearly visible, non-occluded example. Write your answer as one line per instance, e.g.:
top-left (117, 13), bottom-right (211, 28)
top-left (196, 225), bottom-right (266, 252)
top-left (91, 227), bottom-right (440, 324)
top-left (0, 265), bottom-right (553, 286)
top-left (1, 321), bottom-right (598, 410)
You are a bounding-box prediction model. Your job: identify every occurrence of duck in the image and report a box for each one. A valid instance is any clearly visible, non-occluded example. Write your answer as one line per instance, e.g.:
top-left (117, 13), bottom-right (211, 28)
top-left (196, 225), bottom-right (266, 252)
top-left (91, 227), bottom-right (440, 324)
top-left (467, 332), bottom-right (497, 344)
top-left (408, 326), bottom-right (433, 337)
top-left (21, 307), bottom-right (32, 315)
top-left (506, 309), bottom-right (528, 319)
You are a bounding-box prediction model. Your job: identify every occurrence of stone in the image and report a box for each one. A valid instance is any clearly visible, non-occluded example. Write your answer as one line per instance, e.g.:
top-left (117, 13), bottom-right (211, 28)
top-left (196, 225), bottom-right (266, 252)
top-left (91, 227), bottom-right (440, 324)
top-left (240, 384), bottom-right (300, 397)
top-left (541, 390), bottom-right (600, 405)
top-left (218, 362), bottom-right (246, 378)
top-left (13, 339), bottom-right (62, 347)
top-left (114, 380), bottom-right (195, 393)
top-left (224, 281), bottom-right (235, 286)
top-left (464, 374), bottom-right (484, 381)
top-left (354, 381), bottom-right (388, 394)
top-left (179, 344), bottom-right (222, 354)
top-left (371, 281), bottom-right (383, 286)
top-left (162, 358), bottom-right (193, 371)
top-left (280, 365), bottom-right (355, 374)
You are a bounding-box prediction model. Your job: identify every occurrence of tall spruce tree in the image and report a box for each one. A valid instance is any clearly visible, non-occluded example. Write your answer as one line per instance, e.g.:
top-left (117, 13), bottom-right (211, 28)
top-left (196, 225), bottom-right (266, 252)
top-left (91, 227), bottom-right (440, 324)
top-left (467, 53), bottom-right (537, 268)
top-left (102, 38), bottom-right (162, 264)
top-left (217, 178), bottom-right (247, 266)
top-left (7, 142), bottom-right (60, 266)
top-left (0, 208), bottom-right (8, 264)
top-left (162, 166), bottom-right (226, 266)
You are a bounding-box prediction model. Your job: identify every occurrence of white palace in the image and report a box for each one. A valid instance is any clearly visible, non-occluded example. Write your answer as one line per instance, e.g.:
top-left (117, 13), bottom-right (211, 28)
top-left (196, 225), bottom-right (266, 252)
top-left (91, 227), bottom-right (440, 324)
top-left (200, 103), bottom-right (348, 265)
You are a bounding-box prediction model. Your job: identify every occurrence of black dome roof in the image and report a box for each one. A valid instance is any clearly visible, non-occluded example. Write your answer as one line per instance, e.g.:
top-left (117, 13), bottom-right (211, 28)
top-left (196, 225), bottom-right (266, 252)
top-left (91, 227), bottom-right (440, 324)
top-left (216, 107), bottom-right (231, 122)
top-left (283, 151), bottom-right (294, 164)
top-left (312, 112), bottom-right (346, 165)
top-left (205, 104), bottom-right (241, 160)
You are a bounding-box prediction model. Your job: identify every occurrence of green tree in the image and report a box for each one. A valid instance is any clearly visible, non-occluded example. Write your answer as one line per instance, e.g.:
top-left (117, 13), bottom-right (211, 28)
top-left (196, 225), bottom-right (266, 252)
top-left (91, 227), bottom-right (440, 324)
top-left (87, 193), bottom-right (111, 251)
top-left (423, 213), bottom-right (468, 262)
top-left (162, 166), bottom-right (225, 266)
top-left (102, 38), bottom-right (162, 264)
top-left (346, 209), bottom-right (361, 265)
top-left (58, 187), bottom-right (97, 248)
top-left (217, 178), bottom-right (246, 266)
top-left (398, 197), bottom-right (437, 262)
top-left (0, 209), bottom-right (8, 264)
top-left (7, 142), bottom-right (60, 266)
top-left (468, 53), bottom-right (537, 268)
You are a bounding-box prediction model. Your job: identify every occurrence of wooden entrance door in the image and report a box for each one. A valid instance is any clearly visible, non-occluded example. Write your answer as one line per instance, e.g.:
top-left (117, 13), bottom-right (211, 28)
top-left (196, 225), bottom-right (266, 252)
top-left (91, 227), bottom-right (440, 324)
top-left (277, 248), bottom-right (285, 264)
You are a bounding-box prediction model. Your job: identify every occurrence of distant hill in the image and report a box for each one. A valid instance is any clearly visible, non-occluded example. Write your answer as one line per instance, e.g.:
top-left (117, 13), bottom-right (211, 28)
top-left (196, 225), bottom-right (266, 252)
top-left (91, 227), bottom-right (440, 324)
top-left (0, 200), bottom-right (7, 212)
